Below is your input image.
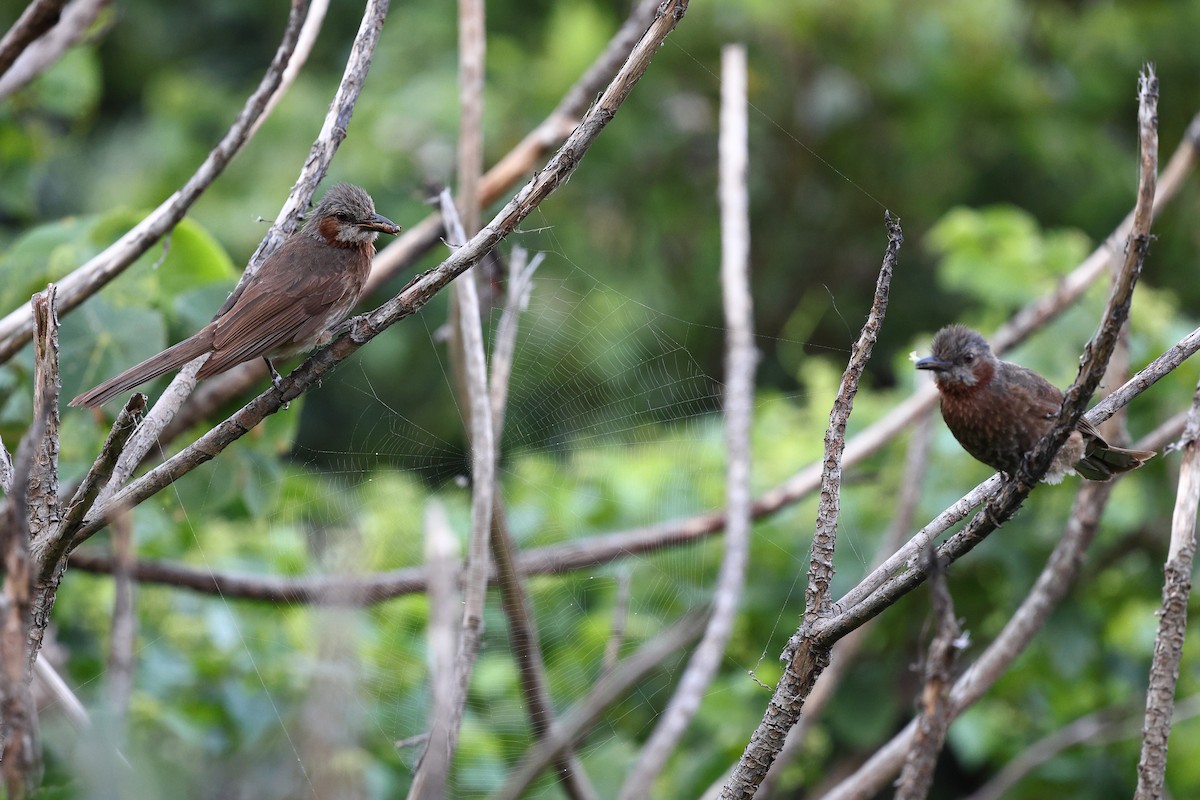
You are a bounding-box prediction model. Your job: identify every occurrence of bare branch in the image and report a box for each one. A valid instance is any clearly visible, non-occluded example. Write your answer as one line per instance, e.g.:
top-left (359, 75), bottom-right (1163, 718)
top-left (819, 479), bottom-right (1116, 800)
top-left (104, 510), bottom-right (136, 733)
top-left (895, 552), bottom-right (963, 800)
top-left (408, 501), bottom-right (459, 800)
top-left (437, 189), bottom-right (497, 774)
top-left (1135, 372), bottom-right (1200, 797)
top-left (0, 0), bottom-right (110, 100)
top-left (722, 213), bottom-right (903, 799)
top-left (0, 0), bottom-right (315, 364)
top-left (0, 0), bottom-right (66, 77)
top-left (32, 392), bottom-right (143, 575)
top-left (622, 44), bottom-right (755, 798)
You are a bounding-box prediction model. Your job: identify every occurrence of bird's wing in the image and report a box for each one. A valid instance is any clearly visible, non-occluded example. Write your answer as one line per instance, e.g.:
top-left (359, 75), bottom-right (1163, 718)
top-left (198, 242), bottom-right (360, 377)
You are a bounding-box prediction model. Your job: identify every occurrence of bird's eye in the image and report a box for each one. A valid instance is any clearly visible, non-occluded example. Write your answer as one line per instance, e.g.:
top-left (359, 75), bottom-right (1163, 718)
top-left (963, 353), bottom-right (975, 364)
top-left (335, 212), bottom-right (351, 222)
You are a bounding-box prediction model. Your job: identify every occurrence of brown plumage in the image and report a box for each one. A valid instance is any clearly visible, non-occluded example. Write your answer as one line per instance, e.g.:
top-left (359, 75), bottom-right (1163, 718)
top-left (70, 184), bottom-right (401, 408)
top-left (915, 324), bottom-right (1154, 483)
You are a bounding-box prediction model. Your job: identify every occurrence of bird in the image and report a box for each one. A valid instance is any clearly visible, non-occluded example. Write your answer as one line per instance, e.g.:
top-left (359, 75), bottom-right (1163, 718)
top-left (914, 324), bottom-right (1154, 483)
top-left (70, 183), bottom-right (401, 408)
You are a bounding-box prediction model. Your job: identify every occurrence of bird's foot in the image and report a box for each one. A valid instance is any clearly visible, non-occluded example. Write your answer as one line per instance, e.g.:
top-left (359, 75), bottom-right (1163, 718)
top-left (265, 358), bottom-right (290, 410)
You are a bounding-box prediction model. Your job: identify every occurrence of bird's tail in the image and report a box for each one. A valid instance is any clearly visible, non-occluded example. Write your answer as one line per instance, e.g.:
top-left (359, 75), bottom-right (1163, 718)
top-left (69, 332), bottom-right (214, 408)
top-left (1076, 441), bottom-right (1156, 481)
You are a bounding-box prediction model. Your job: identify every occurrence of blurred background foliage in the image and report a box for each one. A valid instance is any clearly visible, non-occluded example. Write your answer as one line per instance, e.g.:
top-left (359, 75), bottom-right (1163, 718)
top-left (2, 0), bottom-right (1200, 797)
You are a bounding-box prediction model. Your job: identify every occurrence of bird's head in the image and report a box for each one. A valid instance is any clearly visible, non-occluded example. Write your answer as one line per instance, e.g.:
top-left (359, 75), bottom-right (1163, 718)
top-left (915, 324), bottom-right (996, 392)
top-left (304, 183), bottom-right (402, 247)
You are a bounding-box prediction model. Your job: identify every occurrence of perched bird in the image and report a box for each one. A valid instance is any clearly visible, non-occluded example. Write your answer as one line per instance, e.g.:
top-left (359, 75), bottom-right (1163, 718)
top-left (70, 184), bottom-right (401, 408)
top-left (915, 324), bottom-right (1154, 483)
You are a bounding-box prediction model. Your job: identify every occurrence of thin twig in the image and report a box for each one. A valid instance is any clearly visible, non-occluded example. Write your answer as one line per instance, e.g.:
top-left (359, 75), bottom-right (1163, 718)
top-left (0, 0), bottom-right (314, 364)
top-left (32, 392), bottom-right (143, 576)
top-left (752, 411), bottom-right (935, 799)
top-left (408, 501), bottom-right (459, 800)
top-left (0, 0), bottom-right (66, 77)
top-left (1134, 376), bottom-right (1200, 797)
top-left (437, 189), bottom-right (497, 775)
top-left (722, 213), bottom-right (903, 799)
top-left (494, 611), bottom-right (710, 800)
top-left (104, 509), bottom-right (136, 734)
top-left (485, 244), bottom-right (595, 798)
top-left (621, 44), bottom-right (755, 798)
top-left (0, 0), bottom-right (110, 99)
top-left (894, 551), bottom-right (963, 800)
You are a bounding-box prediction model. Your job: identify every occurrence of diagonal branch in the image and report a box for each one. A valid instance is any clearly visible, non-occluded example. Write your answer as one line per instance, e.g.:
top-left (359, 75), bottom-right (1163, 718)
top-left (721, 213), bottom-right (903, 799)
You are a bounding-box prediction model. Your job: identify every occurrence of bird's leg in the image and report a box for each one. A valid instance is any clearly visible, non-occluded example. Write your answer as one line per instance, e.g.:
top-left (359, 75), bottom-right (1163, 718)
top-left (264, 357), bottom-right (284, 390)
top-left (264, 358), bottom-right (291, 409)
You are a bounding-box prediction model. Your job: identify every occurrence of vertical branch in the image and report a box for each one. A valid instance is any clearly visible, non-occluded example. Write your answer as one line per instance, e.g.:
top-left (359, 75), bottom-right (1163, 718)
top-left (105, 510), bottom-right (136, 734)
top-left (621, 43), bottom-right (755, 799)
top-left (0, 288), bottom-right (62, 798)
top-left (409, 501), bottom-right (460, 799)
top-left (895, 553), bottom-right (963, 800)
top-left (722, 215), bottom-right (902, 799)
top-left (1135, 379), bottom-right (1200, 798)
top-left (438, 191), bottom-right (496, 768)
top-left (457, 0), bottom-right (485, 235)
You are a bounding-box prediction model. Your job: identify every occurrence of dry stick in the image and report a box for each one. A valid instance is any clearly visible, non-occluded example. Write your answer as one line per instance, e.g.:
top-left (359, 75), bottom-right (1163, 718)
top-left (721, 213), bottom-right (903, 800)
top-left (104, 510), bottom-right (135, 735)
top-left (155, 0), bottom-right (664, 433)
top-left (34, 393), bottom-right (142, 573)
top-left (620, 43), bottom-right (756, 799)
top-left (96, 0), bottom-right (378, 510)
top-left (436, 191), bottom-right (498, 779)
top-left (749, 412), bottom-right (936, 800)
top-left (494, 611), bottom-right (710, 800)
top-left (69, 0), bottom-right (692, 550)
top-left (408, 501), bottom-right (459, 800)
top-left (0, 291), bottom-right (59, 798)
top-left (819, 477), bottom-right (1118, 800)
top-left (0, 0), bottom-right (314, 365)
top-left (443, 0), bottom-right (487, 438)
top-left (65, 319), bottom-right (1200, 605)
top-left (0, 434), bottom-right (12, 496)
top-left (0, 0), bottom-right (110, 99)
top-left (0, 0), bottom-right (65, 76)
top-left (602, 568), bottom-right (632, 676)
top-left (487, 247), bottom-right (595, 798)
top-left (1134, 376), bottom-right (1200, 798)
top-left (894, 552), bottom-right (963, 800)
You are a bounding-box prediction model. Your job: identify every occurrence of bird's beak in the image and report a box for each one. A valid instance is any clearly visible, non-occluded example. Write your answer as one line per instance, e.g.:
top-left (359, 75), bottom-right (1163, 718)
top-left (359, 213), bottom-right (402, 235)
top-left (914, 356), bottom-right (949, 372)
